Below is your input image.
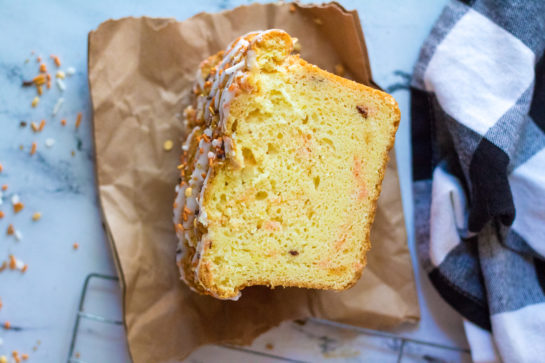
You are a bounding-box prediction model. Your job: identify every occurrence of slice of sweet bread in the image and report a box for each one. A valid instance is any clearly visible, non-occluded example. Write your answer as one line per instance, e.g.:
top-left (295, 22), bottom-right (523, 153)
top-left (173, 30), bottom-right (400, 300)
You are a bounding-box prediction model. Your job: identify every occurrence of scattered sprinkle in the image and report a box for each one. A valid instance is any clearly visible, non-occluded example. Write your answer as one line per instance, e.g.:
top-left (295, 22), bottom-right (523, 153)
top-left (0, 356), bottom-right (5, 363)
top-left (51, 54), bottom-right (61, 67)
top-left (266, 343), bottom-right (274, 350)
top-left (39, 63), bottom-right (47, 73)
top-left (14, 230), bottom-right (23, 242)
top-left (32, 212), bottom-right (42, 221)
top-left (31, 122), bottom-right (39, 132)
top-left (0, 163), bottom-right (2, 172)
top-left (71, 150), bottom-right (76, 157)
top-left (61, 119), bottom-right (66, 126)
top-left (1, 185), bottom-right (7, 191)
top-left (56, 78), bottom-right (66, 91)
top-left (7, 224), bottom-right (15, 235)
top-left (56, 70), bottom-right (65, 79)
top-left (45, 138), bottom-right (55, 148)
top-left (66, 67), bottom-right (75, 76)
top-left (19, 145), bottom-right (24, 150)
top-left (38, 119), bottom-right (46, 131)
top-left (52, 97), bottom-right (64, 116)
top-left (163, 140), bottom-right (174, 151)
top-left (0, 211), bottom-right (4, 219)
top-left (75, 352), bottom-right (80, 359)
top-left (8, 255), bottom-right (15, 269)
top-left (21, 264), bottom-right (28, 273)
top-left (37, 56), bottom-right (41, 63)
top-left (75, 112), bottom-right (82, 129)
top-left (11, 194), bottom-right (20, 204)
top-left (30, 142), bottom-right (37, 155)
top-left (31, 96), bottom-right (39, 107)
top-left (20, 121), bottom-right (27, 127)
top-left (185, 187), bottom-right (193, 197)
top-left (73, 242), bottom-right (79, 250)
top-left (313, 17), bottom-right (323, 25)
top-left (3, 321), bottom-right (9, 329)
top-left (13, 202), bottom-right (24, 213)
top-left (289, 3), bottom-right (296, 12)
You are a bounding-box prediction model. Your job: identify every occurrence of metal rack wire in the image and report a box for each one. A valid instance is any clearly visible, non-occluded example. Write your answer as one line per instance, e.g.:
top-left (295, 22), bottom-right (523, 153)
top-left (67, 273), bottom-right (470, 363)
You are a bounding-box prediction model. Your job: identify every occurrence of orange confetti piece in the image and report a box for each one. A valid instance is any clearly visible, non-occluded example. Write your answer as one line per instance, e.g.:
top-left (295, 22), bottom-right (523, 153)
top-left (39, 63), bottom-right (47, 73)
top-left (30, 142), bottom-right (37, 155)
top-left (75, 112), bottom-right (82, 129)
top-left (38, 119), bottom-right (46, 131)
top-left (13, 202), bottom-right (24, 213)
top-left (1, 184), bottom-right (6, 191)
top-left (4, 321), bottom-right (10, 329)
top-left (7, 225), bottom-right (14, 236)
top-left (73, 242), bottom-right (79, 250)
top-left (61, 119), bottom-right (66, 126)
top-left (0, 211), bottom-right (4, 219)
top-left (21, 265), bottom-right (28, 273)
top-left (9, 255), bottom-right (16, 269)
top-left (51, 55), bottom-right (61, 67)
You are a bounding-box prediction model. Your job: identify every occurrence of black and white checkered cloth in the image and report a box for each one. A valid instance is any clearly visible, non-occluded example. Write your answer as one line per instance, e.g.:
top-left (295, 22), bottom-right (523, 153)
top-left (411, 0), bottom-right (545, 361)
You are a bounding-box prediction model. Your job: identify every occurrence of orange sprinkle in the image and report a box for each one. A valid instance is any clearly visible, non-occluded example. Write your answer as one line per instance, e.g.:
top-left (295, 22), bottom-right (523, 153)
top-left (38, 119), bottom-right (46, 131)
top-left (176, 223), bottom-right (183, 231)
top-left (201, 172), bottom-right (207, 178)
top-left (37, 85), bottom-right (43, 95)
top-left (13, 202), bottom-right (24, 213)
top-left (31, 122), bottom-right (39, 132)
top-left (51, 55), bottom-right (61, 67)
top-left (182, 211), bottom-right (188, 221)
top-left (21, 265), bottom-right (28, 273)
top-left (173, 202), bottom-right (178, 209)
top-left (7, 224), bottom-right (15, 235)
top-left (0, 163), bottom-right (2, 172)
top-left (46, 80), bottom-right (51, 89)
top-left (202, 134), bottom-right (211, 142)
top-left (75, 112), bottom-right (82, 129)
top-left (61, 119), bottom-right (66, 126)
top-left (73, 242), bottom-right (79, 250)
top-left (0, 211), bottom-right (4, 219)
top-left (0, 262), bottom-right (7, 272)
top-left (184, 206), bottom-right (191, 214)
top-left (22, 354), bottom-right (29, 360)
top-left (1, 184), bottom-right (7, 191)
top-left (289, 3), bottom-right (296, 12)
top-left (4, 321), bottom-right (10, 329)
top-left (9, 255), bottom-right (16, 269)
top-left (39, 63), bottom-right (47, 73)
top-left (37, 56), bottom-right (41, 62)
top-left (46, 73), bottom-right (51, 81)
top-left (75, 353), bottom-right (80, 359)
top-left (33, 74), bottom-right (46, 86)
top-left (30, 142), bottom-right (37, 155)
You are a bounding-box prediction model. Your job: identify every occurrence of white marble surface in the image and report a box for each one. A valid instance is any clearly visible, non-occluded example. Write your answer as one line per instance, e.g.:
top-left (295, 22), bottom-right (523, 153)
top-left (0, 0), bottom-right (470, 362)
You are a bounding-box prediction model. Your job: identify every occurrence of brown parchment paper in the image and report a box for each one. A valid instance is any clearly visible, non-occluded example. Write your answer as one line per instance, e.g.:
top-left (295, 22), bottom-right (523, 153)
top-left (88, 2), bottom-right (420, 362)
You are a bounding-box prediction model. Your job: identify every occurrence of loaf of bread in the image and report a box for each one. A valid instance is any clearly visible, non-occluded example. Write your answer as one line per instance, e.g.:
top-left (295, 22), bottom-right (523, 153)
top-left (173, 30), bottom-right (400, 300)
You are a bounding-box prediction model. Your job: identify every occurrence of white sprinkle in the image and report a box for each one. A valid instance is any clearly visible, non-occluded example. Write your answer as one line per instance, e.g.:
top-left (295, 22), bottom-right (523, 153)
top-left (52, 97), bottom-right (64, 116)
top-left (175, 185), bottom-right (180, 193)
top-left (207, 152), bottom-right (215, 159)
top-left (15, 258), bottom-right (24, 269)
top-left (14, 230), bottom-right (23, 241)
top-left (45, 138), bottom-right (56, 148)
top-left (56, 78), bottom-right (66, 91)
top-left (204, 128), bottom-right (212, 137)
top-left (224, 61), bottom-right (245, 75)
top-left (66, 67), bottom-right (76, 76)
top-left (182, 144), bottom-right (189, 151)
top-left (212, 139), bottom-right (221, 147)
top-left (11, 194), bottom-right (20, 204)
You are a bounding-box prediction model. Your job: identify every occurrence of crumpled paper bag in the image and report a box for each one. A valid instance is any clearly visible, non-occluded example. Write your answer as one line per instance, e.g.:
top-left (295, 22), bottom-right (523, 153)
top-left (88, 2), bottom-right (420, 362)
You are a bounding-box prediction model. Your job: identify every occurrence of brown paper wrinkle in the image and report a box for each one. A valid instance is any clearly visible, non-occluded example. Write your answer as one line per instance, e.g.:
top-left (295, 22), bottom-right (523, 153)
top-left (88, 3), bottom-right (419, 362)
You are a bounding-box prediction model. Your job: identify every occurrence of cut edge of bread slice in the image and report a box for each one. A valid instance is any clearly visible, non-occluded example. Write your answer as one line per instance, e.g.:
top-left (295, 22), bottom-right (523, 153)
top-left (173, 30), bottom-right (400, 300)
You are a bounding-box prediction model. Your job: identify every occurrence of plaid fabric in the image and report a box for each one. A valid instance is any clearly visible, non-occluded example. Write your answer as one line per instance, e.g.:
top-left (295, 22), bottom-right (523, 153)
top-left (411, 0), bottom-right (545, 361)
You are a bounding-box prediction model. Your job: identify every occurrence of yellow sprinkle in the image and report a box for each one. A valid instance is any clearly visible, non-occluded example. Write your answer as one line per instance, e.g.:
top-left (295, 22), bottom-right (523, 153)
top-left (31, 96), bottom-right (39, 107)
top-left (0, 355), bottom-right (7, 363)
top-left (163, 139), bottom-right (174, 151)
top-left (56, 70), bottom-right (65, 79)
top-left (32, 212), bottom-right (42, 221)
top-left (184, 187), bottom-right (192, 197)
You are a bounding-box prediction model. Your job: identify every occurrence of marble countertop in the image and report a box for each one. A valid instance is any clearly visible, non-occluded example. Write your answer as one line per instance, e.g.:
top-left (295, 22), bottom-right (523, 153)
top-left (0, 0), bottom-right (470, 362)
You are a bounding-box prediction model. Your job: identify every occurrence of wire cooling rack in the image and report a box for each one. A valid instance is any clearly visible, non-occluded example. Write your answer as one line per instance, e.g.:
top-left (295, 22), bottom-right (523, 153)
top-left (67, 273), bottom-right (470, 363)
